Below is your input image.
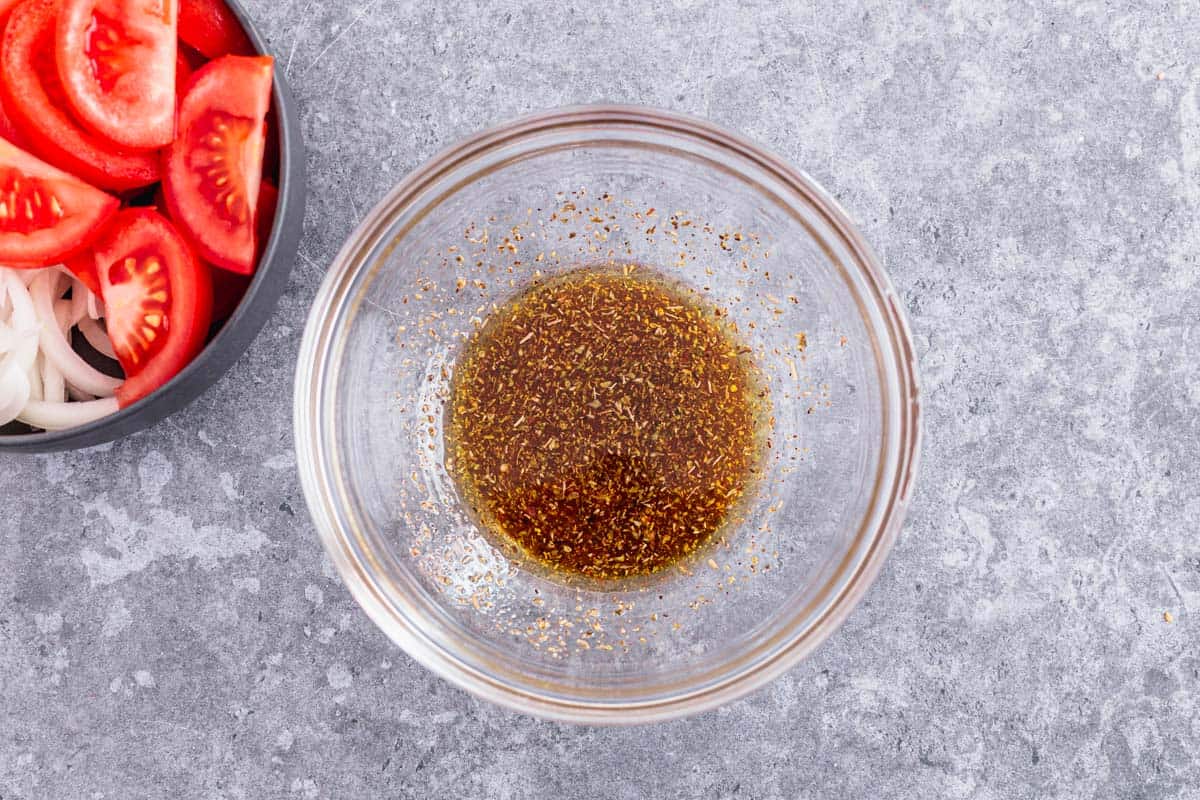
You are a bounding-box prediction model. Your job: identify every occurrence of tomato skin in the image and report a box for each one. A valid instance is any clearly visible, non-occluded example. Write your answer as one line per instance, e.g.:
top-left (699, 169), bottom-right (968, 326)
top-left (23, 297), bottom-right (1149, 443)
top-left (65, 248), bottom-right (100, 294)
top-left (1, 0), bottom-right (159, 191)
top-left (56, 0), bottom-right (179, 150)
top-left (175, 49), bottom-right (193, 100)
top-left (163, 54), bottom-right (272, 275)
top-left (178, 40), bottom-right (207, 69)
top-left (255, 180), bottom-right (278, 255)
top-left (0, 1), bottom-right (33, 149)
top-left (178, 0), bottom-right (251, 59)
top-left (92, 208), bottom-right (212, 407)
top-left (0, 0), bottom-right (20, 25)
top-left (0, 95), bottom-right (30, 148)
top-left (208, 180), bottom-right (274, 322)
top-left (0, 136), bottom-right (119, 266)
top-left (160, 179), bottom-right (273, 323)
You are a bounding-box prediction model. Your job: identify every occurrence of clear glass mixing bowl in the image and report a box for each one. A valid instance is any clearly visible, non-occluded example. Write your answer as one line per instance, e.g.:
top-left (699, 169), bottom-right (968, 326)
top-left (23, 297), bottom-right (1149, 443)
top-left (294, 107), bottom-right (921, 723)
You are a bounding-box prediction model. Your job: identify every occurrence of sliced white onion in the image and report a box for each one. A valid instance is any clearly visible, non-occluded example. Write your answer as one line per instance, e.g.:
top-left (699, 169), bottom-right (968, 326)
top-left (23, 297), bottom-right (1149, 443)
top-left (54, 299), bottom-right (74, 336)
top-left (29, 271), bottom-right (121, 398)
top-left (87, 290), bottom-right (103, 320)
top-left (4, 271), bottom-right (38, 373)
top-left (77, 316), bottom-right (117, 360)
top-left (26, 353), bottom-right (42, 402)
top-left (0, 355), bottom-right (30, 426)
top-left (0, 321), bottom-right (20, 353)
top-left (69, 278), bottom-right (92, 326)
top-left (0, 268), bottom-right (118, 430)
top-left (41, 351), bottom-right (65, 403)
top-left (50, 268), bottom-right (67, 297)
top-left (18, 397), bottom-right (118, 431)
top-left (66, 381), bottom-right (95, 402)
top-left (0, 266), bottom-right (126, 432)
top-left (71, 284), bottom-right (87, 323)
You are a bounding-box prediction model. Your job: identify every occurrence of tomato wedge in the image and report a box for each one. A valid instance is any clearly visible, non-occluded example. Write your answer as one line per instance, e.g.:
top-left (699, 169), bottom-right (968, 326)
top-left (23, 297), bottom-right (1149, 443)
top-left (0, 96), bottom-right (30, 149)
top-left (178, 0), bottom-right (251, 59)
top-left (209, 180), bottom-right (274, 321)
top-left (0, 0), bottom-right (27, 148)
top-left (0, 0), bottom-right (20, 23)
top-left (65, 248), bottom-right (100, 293)
top-left (175, 49), bottom-right (193, 100)
top-left (255, 180), bottom-right (278, 254)
top-left (0, 137), bottom-right (118, 266)
top-left (1, 0), bottom-right (159, 191)
top-left (56, 0), bottom-right (178, 150)
top-left (92, 208), bottom-right (212, 406)
top-left (163, 54), bottom-right (272, 274)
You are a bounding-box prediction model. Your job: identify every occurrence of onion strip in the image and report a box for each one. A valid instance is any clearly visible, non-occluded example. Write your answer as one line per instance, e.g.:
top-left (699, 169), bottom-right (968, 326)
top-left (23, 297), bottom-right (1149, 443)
top-left (29, 271), bottom-right (121, 398)
top-left (71, 278), bottom-right (88, 323)
top-left (0, 322), bottom-right (20, 353)
top-left (18, 397), bottom-right (119, 431)
top-left (55, 299), bottom-right (74, 336)
top-left (4, 272), bottom-right (38, 373)
top-left (77, 316), bottom-right (117, 360)
top-left (26, 354), bottom-right (43, 401)
top-left (0, 267), bottom-right (124, 432)
top-left (41, 351), bottom-right (65, 403)
top-left (66, 382), bottom-right (95, 402)
top-left (0, 356), bottom-right (30, 426)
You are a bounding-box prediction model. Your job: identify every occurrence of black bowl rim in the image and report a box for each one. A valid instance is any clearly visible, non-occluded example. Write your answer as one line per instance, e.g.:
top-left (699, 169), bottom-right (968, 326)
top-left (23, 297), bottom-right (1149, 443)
top-left (0, 0), bottom-right (307, 454)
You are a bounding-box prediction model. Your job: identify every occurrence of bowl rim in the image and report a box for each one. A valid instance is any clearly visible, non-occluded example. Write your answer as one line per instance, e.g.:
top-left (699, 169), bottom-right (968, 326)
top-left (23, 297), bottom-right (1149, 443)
top-left (294, 104), bottom-right (922, 724)
top-left (0, 0), bottom-right (306, 453)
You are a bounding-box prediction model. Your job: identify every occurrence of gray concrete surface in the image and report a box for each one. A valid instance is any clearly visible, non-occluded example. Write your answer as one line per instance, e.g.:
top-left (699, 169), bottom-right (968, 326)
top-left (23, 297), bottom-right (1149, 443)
top-left (3, 1), bottom-right (1199, 797)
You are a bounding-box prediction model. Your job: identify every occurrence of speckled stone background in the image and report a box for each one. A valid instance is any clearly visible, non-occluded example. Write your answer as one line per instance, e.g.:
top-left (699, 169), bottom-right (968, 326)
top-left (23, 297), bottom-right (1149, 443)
top-left (2, 1), bottom-right (1199, 797)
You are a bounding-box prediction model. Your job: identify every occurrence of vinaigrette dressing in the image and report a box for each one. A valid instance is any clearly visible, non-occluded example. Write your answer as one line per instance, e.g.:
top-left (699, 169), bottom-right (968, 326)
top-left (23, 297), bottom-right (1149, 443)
top-left (446, 265), bottom-right (767, 580)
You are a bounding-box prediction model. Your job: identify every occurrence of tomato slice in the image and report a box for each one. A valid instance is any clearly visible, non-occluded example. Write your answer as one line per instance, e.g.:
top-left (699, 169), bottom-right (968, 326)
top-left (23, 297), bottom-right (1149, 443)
top-left (209, 180), bottom-right (274, 321)
top-left (0, 0), bottom-right (33, 149)
top-left (1, 0), bottom-right (159, 191)
top-left (0, 137), bottom-right (118, 266)
top-left (0, 95), bottom-right (30, 149)
top-left (65, 248), bottom-right (100, 293)
top-left (178, 40), bottom-right (207, 68)
top-left (175, 49), bottom-right (193, 100)
top-left (255, 180), bottom-right (278, 254)
top-left (92, 208), bottom-right (212, 406)
top-left (178, 0), bottom-right (251, 59)
top-left (56, 0), bottom-right (178, 150)
top-left (163, 54), bottom-right (272, 274)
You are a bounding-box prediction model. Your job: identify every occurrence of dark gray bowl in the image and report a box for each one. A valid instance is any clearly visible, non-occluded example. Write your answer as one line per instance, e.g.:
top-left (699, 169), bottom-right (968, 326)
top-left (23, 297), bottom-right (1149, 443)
top-left (0, 0), bottom-right (305, 454)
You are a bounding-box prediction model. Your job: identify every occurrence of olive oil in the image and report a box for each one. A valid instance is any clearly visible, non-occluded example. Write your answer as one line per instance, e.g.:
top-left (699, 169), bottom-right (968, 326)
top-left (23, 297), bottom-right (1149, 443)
top-left (446, 265), bottom-right (766, 581)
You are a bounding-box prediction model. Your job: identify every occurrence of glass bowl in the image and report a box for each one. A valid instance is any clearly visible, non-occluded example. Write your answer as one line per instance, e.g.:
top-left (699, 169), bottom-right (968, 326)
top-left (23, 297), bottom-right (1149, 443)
top-left (294, 106), bottom-right (921, 724)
